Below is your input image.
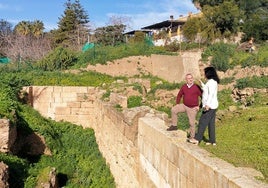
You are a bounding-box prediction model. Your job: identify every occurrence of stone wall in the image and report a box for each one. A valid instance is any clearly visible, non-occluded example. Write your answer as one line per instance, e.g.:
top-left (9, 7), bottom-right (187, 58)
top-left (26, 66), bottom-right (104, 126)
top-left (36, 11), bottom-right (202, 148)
top-left (22, 86), bottom-right (268, 188)
top-left (138, 116), bottom-right (266, 188)
top-left (0, 119), bottom-right (16, 153)
top-left (86, 53), bottom-right (202, 83)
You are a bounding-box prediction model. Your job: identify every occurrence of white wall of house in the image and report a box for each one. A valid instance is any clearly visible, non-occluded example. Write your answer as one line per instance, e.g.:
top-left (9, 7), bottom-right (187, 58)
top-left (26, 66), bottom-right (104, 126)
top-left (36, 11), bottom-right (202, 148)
top-left (153, 35), bottom-right (184, 46)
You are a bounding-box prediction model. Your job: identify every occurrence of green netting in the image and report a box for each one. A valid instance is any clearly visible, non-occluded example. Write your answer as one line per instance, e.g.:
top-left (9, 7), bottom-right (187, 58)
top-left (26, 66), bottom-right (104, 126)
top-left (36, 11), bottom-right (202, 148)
top-left (0, 57), bottom-right (10, 64)
top-left (145, 36), bottom-right (154, 46)
top-left (82, 42), bottom-right (94, 52)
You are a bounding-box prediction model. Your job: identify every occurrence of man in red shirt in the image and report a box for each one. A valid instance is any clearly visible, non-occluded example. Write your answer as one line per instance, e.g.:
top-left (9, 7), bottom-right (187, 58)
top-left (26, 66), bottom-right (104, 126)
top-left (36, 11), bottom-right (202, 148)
top-left (167, 73), bottom-right (202, 139)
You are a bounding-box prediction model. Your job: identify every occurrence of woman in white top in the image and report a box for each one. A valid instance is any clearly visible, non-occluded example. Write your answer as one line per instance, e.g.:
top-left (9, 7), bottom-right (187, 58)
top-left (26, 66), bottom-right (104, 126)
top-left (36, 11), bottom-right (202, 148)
top-left (188, 66), bottom-right (220, 145)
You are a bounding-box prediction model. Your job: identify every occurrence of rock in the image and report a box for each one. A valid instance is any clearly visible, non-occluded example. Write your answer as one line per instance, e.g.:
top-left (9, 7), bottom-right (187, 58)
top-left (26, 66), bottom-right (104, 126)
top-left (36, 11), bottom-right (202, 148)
top-left (228, 106), bottom-right (237, 112)
top-left (0, 119), bottom-right (17, 153)
top-left (0, 162), bottom-right (9, 188)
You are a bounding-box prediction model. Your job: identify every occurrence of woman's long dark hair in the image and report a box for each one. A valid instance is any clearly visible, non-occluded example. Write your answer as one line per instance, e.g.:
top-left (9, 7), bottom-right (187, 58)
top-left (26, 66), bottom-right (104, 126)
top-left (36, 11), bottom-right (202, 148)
top-left (204, 67), bottom-right (220, 83)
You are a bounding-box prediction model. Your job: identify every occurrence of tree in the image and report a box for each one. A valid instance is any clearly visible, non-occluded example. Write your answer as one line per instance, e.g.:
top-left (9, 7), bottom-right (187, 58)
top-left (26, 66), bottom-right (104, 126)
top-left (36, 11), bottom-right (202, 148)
top-left (0, 19), bottom-right (13, 54)
top-left (237, 0), bottom-right (268, 41)
top-left (132, 31), bottom-right (146, 43)
top-left (55, 0), bottom-right (90, 49)
top-left (193, 0), bottom-right (268, 42)
top-left (184, 1), bottom-right (244, 43)
top-left (93, 15), bottom-right (129, 46)
top-left (1, 20), bottom-right (51, 62)
top-left (201, 1), bottom-right (244, 39)
top-left (192, 0), bottom-right (224, 9)
top-left (73, 0), bottom-right (89, 25)
top-left (94, 24), bottom-right (126, 46)
top-left (55, 8), bottom-right (77, 46)
top-left (14, 20), bottom-right (44, 38)
top-left (31, 20), bottom-right (44, 38)
top-left (237, 0), bottom-right (263, 19)
top-left (199, 17), bottom-right (221, 43)
top-left (242, 11), bottom-right (268, 42)
top-left (73, 0), bottom-right (90, 45)
top-left (0, 19), bottom-right (51, 62)
top-left (14, 21), bottom-right (31, 36)
top-left (0, 19), bottom-right (12, 36)
top-left (182, 17), bottom-right (201, 42)
top-left (107, 15), bottom-right (131, 31)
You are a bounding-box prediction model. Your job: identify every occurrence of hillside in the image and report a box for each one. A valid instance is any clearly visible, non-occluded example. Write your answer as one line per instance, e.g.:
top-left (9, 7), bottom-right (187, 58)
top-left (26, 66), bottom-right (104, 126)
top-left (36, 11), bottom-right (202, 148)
top-left (85, 54), bottom-right (268, 110)
top-left (84, 54), bottom-right (268, 184)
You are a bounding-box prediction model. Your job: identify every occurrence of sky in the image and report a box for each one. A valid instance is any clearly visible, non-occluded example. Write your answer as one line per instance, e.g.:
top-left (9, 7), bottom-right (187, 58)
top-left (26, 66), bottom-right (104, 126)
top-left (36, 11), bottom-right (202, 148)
top-left (0, 0), bottom-right (199, 32)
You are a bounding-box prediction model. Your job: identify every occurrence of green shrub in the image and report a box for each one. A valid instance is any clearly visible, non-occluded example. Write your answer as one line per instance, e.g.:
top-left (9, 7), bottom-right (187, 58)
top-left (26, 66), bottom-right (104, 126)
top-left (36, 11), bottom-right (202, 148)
top-left (220, 77), bottom-right (235, 85)
top-left (150, 82), bottom-right (181, 95)
top-left (230, 51), bottom-right (251, 67)
top-left (18, 105), bottom-right (115, 187)
top-left (242, 53), bottom-right (268, 68)
top-left (260, 57), bottom-right (268, 67)
top-left (0, 90), bottom-right (17, 120)
top-left (201, 42), bottom-right (268, 70)
top-left (132, 83), bottom-right (143, 94)
top-left (253, 92), bottom-right (268, 107)
top-left (241, 55), bottom-right (258, 68)
top-left (114, 104), bottom-right (123, 111)
top-left (0, 74), bottom-right (30, 121)
top-left (235, 75), bottom-right (268, 89)
top-left (177, 113), bottom-right (189, 130)
top-left (37, 47), bottom-right (78, 71)
top-left (36, 167), bottom-right (53, 186)
top-left (0, 77), bottom-right (115, 187)
top-left (127, 96), bottom-right (142, 108)
top-left (101, 90), bottom-right (111, 100)
top-left (218, 89), bottom-right (236, 110)
top-left (6, 70), bottom-right (115, 87)
top-left (233, 44), bottom-right (268, 68)
top-left (156, 106), bottom-right (171, 117)
top-left (0, 153), bottom-right (29, 188)
top-left (256, 44), bottom-right (268, 67)
top-left (177, 111), bottom-right (202, 131)
top-left (202, 42), bottom-right (235, 60)
top-left (211, 52), bottom-right (230, 72)
top-left (201, 42), bottom-right (236, 71)
top-left (180, 42), bottom-right (202, 51)
top-left (164, 41), bottom-right (201, 52)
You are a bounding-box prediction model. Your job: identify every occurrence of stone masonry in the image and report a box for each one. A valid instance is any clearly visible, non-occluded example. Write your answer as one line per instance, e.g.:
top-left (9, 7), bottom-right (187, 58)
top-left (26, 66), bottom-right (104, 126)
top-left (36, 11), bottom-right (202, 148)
top-left (22, 85), bottom-right (268, 188)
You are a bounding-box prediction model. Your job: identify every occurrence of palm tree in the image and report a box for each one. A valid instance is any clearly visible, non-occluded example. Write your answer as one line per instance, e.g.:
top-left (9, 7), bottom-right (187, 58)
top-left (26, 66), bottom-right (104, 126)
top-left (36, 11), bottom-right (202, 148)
top-left (31, 20), bottom-right (44, 38)
top-left (14, 21), bottom-right (31, 36)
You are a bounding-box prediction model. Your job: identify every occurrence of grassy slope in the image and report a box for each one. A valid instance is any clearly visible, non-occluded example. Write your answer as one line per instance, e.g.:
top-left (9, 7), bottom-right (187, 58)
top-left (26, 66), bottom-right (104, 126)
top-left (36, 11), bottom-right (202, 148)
top-left (201, 105), bottom-right (268, 183)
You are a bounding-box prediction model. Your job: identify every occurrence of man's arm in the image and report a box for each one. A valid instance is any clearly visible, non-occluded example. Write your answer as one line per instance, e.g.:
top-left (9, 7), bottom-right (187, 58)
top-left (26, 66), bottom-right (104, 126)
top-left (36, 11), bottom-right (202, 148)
top-left (176, 86), bottom-right (184, 104)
